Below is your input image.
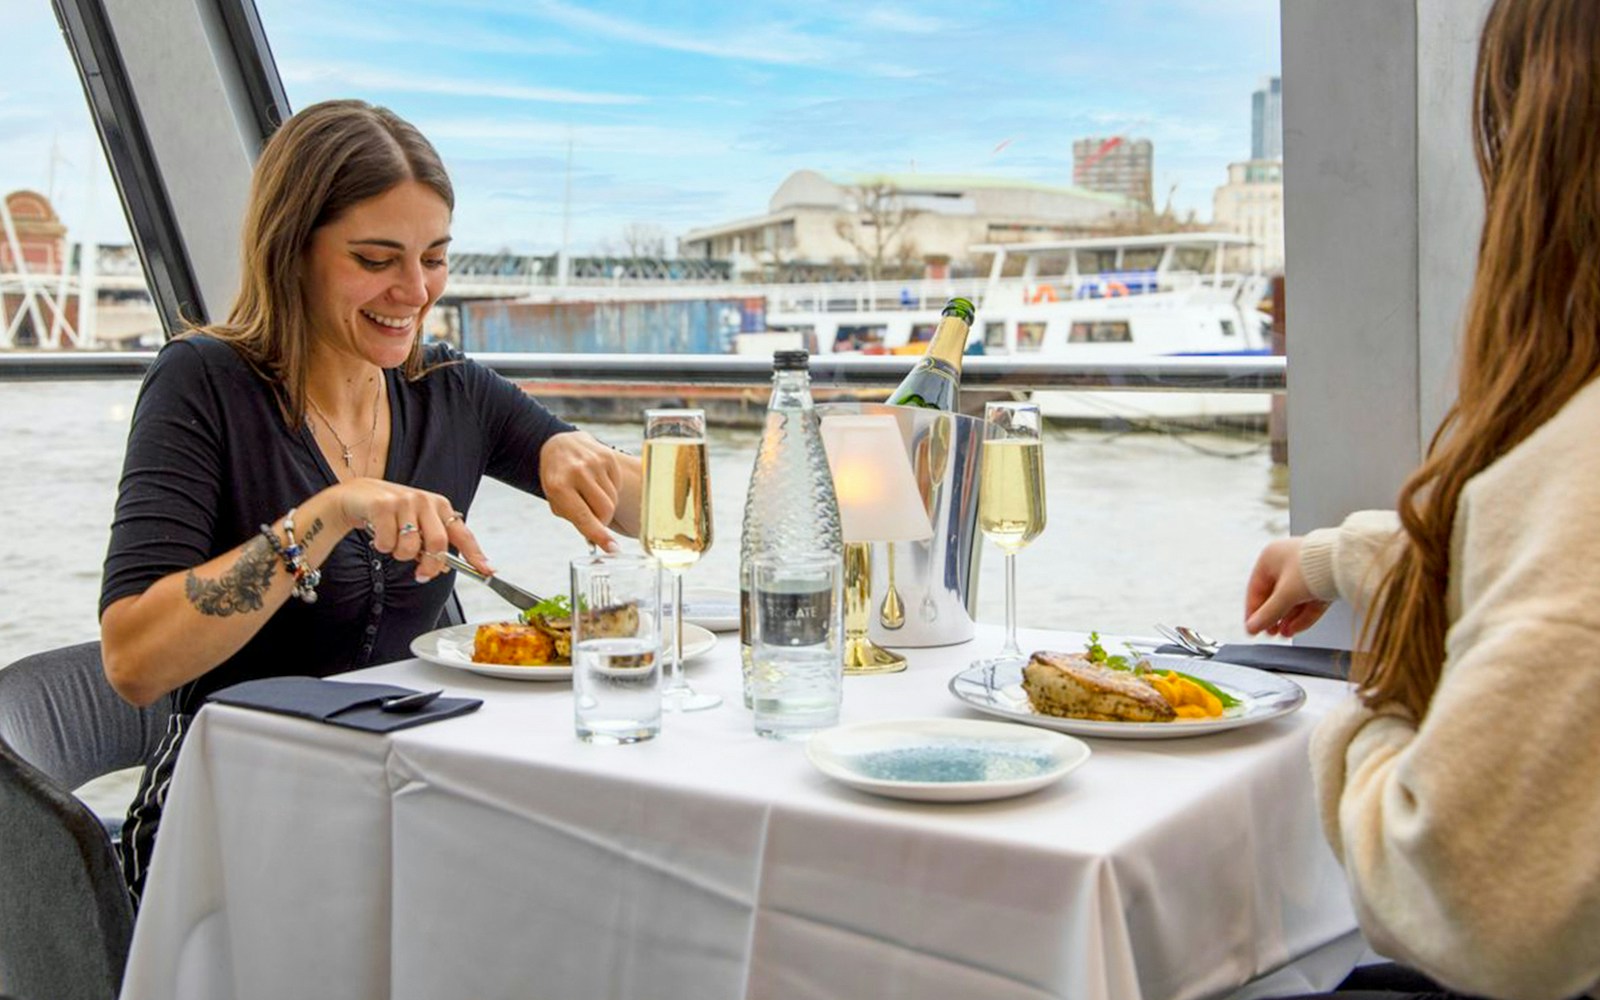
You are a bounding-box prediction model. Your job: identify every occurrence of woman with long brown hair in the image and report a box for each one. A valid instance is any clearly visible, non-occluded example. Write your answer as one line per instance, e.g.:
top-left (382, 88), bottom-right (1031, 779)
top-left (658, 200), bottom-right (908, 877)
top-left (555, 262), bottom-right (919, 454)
top-left (99, 99), bottom-right (641, 902)
top-left (1246, 1), bottom-right (1600, 997)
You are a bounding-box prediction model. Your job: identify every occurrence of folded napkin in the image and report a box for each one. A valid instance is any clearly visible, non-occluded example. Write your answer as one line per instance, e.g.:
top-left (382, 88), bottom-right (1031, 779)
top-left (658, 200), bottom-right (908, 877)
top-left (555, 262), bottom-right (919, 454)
top-left (1152, 643), bottom-right (1350, 681)
top-left (208, 676), bottom-right (482, 733)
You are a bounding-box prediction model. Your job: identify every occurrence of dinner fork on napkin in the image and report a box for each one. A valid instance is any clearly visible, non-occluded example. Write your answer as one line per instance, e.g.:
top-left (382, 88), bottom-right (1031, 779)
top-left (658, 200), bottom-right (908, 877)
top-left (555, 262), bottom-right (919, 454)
top-left (208, 677), bottom-right (483, 733)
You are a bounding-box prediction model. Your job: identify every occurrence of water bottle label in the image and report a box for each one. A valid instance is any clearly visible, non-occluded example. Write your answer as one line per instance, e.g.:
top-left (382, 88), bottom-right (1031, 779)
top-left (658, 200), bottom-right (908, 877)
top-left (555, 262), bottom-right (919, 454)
top-left (756, 587), bottom-right (833, 647)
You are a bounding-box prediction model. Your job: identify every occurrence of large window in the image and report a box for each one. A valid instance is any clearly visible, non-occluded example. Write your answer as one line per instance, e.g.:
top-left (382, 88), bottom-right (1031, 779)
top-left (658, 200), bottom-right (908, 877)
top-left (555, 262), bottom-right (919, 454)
top-left (2, 0), bottom-right (1287, 709)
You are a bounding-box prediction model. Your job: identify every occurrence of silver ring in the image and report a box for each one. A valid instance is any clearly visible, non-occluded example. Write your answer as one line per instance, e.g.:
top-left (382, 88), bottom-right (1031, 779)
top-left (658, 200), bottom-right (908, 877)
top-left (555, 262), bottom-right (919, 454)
top-left (443, 513), bottom-right (461, 527)
top-left (398, 522), bottom-right (418, 536)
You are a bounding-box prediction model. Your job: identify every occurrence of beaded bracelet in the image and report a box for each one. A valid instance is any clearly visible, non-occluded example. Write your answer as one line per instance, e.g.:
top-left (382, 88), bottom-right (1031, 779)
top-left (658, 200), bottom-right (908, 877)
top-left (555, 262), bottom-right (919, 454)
top-left (260, 507), bottom-right (322, 603)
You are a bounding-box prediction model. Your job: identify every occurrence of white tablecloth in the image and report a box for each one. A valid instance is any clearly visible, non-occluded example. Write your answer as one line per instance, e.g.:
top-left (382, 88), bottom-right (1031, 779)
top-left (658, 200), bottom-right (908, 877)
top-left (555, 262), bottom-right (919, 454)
top-left (121, 625), bottom-right (1360, 1000)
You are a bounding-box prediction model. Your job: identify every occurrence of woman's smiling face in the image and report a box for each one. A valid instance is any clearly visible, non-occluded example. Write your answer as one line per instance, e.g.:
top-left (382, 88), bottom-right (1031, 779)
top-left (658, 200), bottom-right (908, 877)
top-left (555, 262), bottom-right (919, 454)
top-left (302, 179), bottom-right (451, 369)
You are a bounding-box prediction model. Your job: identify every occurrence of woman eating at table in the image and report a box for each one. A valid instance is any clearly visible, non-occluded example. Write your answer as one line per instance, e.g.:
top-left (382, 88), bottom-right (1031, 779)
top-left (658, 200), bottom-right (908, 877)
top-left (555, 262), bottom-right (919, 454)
top-left (98, 98), bottom-right (641, 903)
top-left (1244, 1), bottom-right (1600, 998)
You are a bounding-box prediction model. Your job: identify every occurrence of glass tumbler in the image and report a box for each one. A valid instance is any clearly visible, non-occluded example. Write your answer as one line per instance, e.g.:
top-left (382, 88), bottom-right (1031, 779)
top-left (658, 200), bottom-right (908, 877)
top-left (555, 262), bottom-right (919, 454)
top-left (749, 552), bottom-right (844, 740)
top-left (571, 552), bottom-right (662, 744)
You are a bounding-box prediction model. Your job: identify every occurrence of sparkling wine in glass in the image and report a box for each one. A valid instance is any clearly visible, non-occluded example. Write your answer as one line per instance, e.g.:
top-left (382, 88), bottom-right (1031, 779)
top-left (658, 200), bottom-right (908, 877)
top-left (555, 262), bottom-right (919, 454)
top-left (978, 401), bottom-right (1046, 663)
top-left (640, 408), bottom-right (721, 711)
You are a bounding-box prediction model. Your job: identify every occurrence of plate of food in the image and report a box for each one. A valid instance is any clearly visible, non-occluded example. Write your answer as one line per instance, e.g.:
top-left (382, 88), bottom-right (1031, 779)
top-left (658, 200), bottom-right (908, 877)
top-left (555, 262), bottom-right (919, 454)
top-left (948, 633), bottom-right (1305, 739)
top-left (411, 598), bottom-right (716, 681)
top-left (806, 718), bottom-right (1090, 802)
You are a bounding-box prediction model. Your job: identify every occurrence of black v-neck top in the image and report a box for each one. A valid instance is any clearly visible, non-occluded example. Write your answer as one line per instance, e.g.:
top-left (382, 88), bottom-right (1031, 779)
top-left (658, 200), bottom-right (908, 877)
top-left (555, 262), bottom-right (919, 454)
top-left (101, 334), bottom-right (575, 714)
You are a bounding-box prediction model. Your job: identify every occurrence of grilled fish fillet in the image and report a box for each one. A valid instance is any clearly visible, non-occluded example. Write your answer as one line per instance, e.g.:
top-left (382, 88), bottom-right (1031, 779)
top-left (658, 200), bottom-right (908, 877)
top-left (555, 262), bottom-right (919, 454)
top-left (1021, 651), bottom-right (1176, 723)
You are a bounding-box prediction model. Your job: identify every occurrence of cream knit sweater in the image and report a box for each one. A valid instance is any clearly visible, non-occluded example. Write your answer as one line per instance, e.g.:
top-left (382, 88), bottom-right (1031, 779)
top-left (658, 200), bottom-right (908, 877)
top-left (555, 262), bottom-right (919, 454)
top-left (1298, 379), bottom-right (1600, 1000)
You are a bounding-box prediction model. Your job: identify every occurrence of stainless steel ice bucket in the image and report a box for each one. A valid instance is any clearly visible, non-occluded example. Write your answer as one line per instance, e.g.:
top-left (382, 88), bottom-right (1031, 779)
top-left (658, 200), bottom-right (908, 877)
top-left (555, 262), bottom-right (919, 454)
top-left (817, 402), bottom-right (984, 647)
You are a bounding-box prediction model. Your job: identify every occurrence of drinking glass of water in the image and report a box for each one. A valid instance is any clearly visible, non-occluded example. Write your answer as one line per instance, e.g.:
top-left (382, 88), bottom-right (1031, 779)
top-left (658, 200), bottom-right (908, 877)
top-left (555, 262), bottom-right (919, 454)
top-left (978, 401), bottom-right (1047, 664)
top-left (572, 552), bottom-right (662, 744)
top-left (749, 552), bottom-right (843, 740)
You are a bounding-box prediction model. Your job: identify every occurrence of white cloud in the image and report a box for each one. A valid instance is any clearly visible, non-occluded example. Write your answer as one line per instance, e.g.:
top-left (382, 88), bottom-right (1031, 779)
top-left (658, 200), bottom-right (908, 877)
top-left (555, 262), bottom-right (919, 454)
top-left (281, 62), bottom-right (645, 105)
top-left (300, 16), bottom-right (593, 58)
top-left (421, 118), bottom-right (732, 158)
top-left (462, 0), bottom-right (837, 68)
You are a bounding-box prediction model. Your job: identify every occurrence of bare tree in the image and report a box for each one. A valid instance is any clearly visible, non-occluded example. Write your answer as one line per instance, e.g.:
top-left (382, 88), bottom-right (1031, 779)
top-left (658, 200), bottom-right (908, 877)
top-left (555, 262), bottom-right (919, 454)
top-left (834, 182), bottom-right (919, 281)
top-left (618, 222), bottom-right (670, 259)
top-left (1097, 182), bottom-right (1207, 238)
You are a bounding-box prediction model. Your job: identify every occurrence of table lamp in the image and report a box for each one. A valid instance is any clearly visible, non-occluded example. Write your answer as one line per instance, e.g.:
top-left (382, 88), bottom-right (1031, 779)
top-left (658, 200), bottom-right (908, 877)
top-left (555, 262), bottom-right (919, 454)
top-left (820, 414), bottom-right (934, 674)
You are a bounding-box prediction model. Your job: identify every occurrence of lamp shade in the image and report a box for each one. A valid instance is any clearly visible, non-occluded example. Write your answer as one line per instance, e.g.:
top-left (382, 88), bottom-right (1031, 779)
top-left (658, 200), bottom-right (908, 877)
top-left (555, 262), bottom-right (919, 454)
top-left (820, 415), bottom-right (935, 543)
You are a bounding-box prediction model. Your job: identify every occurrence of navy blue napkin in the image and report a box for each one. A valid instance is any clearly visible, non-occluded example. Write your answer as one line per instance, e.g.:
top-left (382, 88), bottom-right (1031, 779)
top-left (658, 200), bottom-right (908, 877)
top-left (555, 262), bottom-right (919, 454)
top-left (1152, 644), bottom-right (1349, 681)
top-left (208, 676), bottom-right (482, 733)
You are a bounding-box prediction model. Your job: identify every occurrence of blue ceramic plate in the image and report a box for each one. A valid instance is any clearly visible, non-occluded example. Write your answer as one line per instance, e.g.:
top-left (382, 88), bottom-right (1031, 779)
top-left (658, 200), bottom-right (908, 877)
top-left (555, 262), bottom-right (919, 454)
top-left (805, 718), bottom-right (1090, 802)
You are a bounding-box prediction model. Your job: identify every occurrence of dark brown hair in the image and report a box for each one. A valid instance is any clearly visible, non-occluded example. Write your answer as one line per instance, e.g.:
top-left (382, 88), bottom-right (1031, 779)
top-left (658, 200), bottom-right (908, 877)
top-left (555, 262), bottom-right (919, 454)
top-left (1358, 0), bottom-right (1600, 716)
top-left (198, 99), bottom-right (454, 423)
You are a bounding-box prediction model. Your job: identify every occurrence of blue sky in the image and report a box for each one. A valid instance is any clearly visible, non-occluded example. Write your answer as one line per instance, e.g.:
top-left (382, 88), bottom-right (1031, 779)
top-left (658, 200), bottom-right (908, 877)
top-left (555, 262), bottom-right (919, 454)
top-left (3, 0), bottom-right (1278, 254)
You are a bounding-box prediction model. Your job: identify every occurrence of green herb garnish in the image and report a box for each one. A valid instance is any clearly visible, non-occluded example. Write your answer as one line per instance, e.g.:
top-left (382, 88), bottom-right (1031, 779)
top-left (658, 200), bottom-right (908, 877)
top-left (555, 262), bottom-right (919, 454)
top-left (520, 594), bottom-right (572, 623)
top-left (1084, 631), bottom-right (1132, 671)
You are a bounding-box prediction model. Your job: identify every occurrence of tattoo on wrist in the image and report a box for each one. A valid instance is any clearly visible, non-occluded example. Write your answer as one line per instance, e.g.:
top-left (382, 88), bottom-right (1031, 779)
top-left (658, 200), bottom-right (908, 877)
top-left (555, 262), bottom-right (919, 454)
top-left (185, 536), bottom-right (279, 617)
top-left (302, 516), bottom-right (324, 546)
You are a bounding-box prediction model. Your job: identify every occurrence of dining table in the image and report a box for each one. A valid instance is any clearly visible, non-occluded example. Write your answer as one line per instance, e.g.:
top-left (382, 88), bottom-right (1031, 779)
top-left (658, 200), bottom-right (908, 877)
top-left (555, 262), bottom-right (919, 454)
top-left (118, 623), bottom-right (1364, 1000)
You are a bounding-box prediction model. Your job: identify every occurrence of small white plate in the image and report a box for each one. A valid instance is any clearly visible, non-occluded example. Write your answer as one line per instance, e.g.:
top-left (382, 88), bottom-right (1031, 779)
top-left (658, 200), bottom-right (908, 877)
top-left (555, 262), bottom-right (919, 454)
top-left (411, 622), bottom-right (716, 681)
top-left (681, 587), bottom-right (741, 632)
top-left (805, 718), bottom-right (1090, 802)
top-left (667, 622), bottom-right (718, 661)
top-left (948, 653), bottom-right (1306, 740)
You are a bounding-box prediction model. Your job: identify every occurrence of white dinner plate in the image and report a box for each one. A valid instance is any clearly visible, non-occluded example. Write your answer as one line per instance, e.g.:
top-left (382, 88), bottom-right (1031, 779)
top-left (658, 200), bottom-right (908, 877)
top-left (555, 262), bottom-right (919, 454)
top-left (948, 653), bottom-right (1306, 740)
top-left (806, 718), bottom-right (1090, 802)
top-left (680, 587), bottom-right (741, 632)
top-left (411, 622), bottom-right (716, 681)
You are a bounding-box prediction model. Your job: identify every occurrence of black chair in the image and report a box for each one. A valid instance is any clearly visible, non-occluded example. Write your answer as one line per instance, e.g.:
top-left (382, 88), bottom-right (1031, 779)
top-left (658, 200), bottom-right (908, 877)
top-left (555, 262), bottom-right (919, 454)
top-left (0, 732), bottom-right (134, 1000)
top-left (0, 641), bottom-right (170, 1000)
top-left (438, 588), bottom-right (467, 628)
top-left (0, 641), bottom-right (171, 792)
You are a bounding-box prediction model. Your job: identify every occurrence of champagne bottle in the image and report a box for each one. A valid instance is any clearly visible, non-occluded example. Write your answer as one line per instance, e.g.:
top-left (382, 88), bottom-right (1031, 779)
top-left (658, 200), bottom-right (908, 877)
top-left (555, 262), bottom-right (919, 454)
top-left (884, 296), bottom-right (976, 411)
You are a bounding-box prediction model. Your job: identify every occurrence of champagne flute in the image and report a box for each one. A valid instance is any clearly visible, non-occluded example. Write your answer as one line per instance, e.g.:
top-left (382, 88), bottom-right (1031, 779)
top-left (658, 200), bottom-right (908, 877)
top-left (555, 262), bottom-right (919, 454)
top-left (640, 408), bottom-right (721, 711)
top-left (978, 401), bottom-right (1046, 662)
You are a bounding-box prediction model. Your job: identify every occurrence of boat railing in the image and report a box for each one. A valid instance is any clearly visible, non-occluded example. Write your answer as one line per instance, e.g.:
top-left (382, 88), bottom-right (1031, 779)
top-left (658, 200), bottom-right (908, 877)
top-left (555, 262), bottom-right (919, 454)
top-left (0, 351), bottom-right (1285, 393)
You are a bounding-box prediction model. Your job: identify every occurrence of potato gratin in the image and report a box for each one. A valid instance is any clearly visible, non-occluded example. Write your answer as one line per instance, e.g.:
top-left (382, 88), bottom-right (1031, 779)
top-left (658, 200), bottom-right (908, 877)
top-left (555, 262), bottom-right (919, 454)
top-left (472, 622), bottom-right (561, 666)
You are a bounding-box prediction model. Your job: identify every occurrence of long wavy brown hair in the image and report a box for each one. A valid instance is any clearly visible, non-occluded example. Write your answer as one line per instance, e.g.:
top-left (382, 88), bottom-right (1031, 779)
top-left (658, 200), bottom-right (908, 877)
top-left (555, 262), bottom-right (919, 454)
top-left (1357, 0), bottom-right (1600, 717)
top-left (194, 99), bottom-right (454, 425)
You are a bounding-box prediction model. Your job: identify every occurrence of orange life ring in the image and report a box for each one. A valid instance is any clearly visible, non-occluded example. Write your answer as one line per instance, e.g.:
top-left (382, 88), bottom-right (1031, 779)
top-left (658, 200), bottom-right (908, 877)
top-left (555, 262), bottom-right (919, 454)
top-left (1103, 279), bottom-right (1129, 297)
top-left (1029, 284), bottom-right (1059, 304)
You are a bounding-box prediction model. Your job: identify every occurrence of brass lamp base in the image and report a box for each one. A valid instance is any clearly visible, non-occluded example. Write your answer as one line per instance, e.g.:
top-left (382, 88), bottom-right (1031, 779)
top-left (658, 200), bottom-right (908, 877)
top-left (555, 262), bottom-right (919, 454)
top-left (842, 541), bottom-right (908, 675)
top-left (844, 634), bottom-right (907, 674)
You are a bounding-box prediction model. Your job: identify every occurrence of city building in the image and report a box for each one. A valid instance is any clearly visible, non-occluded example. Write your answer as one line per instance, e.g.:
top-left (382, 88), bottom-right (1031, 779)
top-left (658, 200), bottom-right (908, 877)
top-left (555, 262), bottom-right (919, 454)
top-left (1, 190), bottom-right (159, 347)
top-left (1252, 76), bottom-right (1283, 161)
top-left (1, 190), bottom-right (69, 274)
top-left (1071, 137), bottom-right (1154, 208)
top-left (1211, 160), bottom-right (1284, 273)
top-left (679, 169), bottom-right (1140, 281)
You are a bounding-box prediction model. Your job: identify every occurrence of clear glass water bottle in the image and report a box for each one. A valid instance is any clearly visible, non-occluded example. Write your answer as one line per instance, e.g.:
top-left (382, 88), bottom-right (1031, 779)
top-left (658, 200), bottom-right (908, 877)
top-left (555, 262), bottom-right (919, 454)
top-left (738, 349), bottom-right (844, 707)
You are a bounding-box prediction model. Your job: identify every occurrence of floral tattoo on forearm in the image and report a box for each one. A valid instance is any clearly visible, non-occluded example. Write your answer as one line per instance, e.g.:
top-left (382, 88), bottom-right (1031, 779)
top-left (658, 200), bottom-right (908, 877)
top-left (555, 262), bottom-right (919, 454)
top-left (185, 535), bottom-right (279, 616)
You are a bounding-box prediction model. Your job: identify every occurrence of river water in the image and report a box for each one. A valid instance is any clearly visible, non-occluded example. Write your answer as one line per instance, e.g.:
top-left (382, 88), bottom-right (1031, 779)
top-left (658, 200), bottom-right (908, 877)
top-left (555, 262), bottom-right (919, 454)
top-left (1, 379), bottom-right (1290, 812)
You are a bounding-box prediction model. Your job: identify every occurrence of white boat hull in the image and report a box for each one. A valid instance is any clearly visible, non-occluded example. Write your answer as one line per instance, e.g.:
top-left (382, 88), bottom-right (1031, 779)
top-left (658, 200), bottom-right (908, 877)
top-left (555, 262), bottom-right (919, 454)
top-left (1031, 388), bottom-right (1272, 424)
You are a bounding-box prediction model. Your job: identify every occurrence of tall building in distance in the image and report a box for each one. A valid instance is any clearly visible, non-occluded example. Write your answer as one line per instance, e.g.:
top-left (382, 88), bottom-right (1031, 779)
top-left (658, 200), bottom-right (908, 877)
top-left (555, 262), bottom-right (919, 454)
top-left (1252, 76), bottom-right (1282, 161)
top-left (1071, 137), bottom-right (1153, 209)
top-left (1212, 161), bottom-right (1283, 273)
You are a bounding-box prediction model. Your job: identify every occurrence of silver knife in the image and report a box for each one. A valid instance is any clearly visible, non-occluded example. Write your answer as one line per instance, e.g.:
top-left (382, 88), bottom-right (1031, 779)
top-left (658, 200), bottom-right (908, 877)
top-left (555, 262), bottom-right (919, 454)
top-left (432, 551), bottom-right (545, 613)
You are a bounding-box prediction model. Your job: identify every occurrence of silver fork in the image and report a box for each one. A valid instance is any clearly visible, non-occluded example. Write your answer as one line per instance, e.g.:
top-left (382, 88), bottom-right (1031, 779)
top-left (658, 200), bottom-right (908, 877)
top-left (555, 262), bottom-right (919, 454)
top-left (587, 542), bottom-right (614, 608)
top-left (1153, 624), bottom-right (1220, 657)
